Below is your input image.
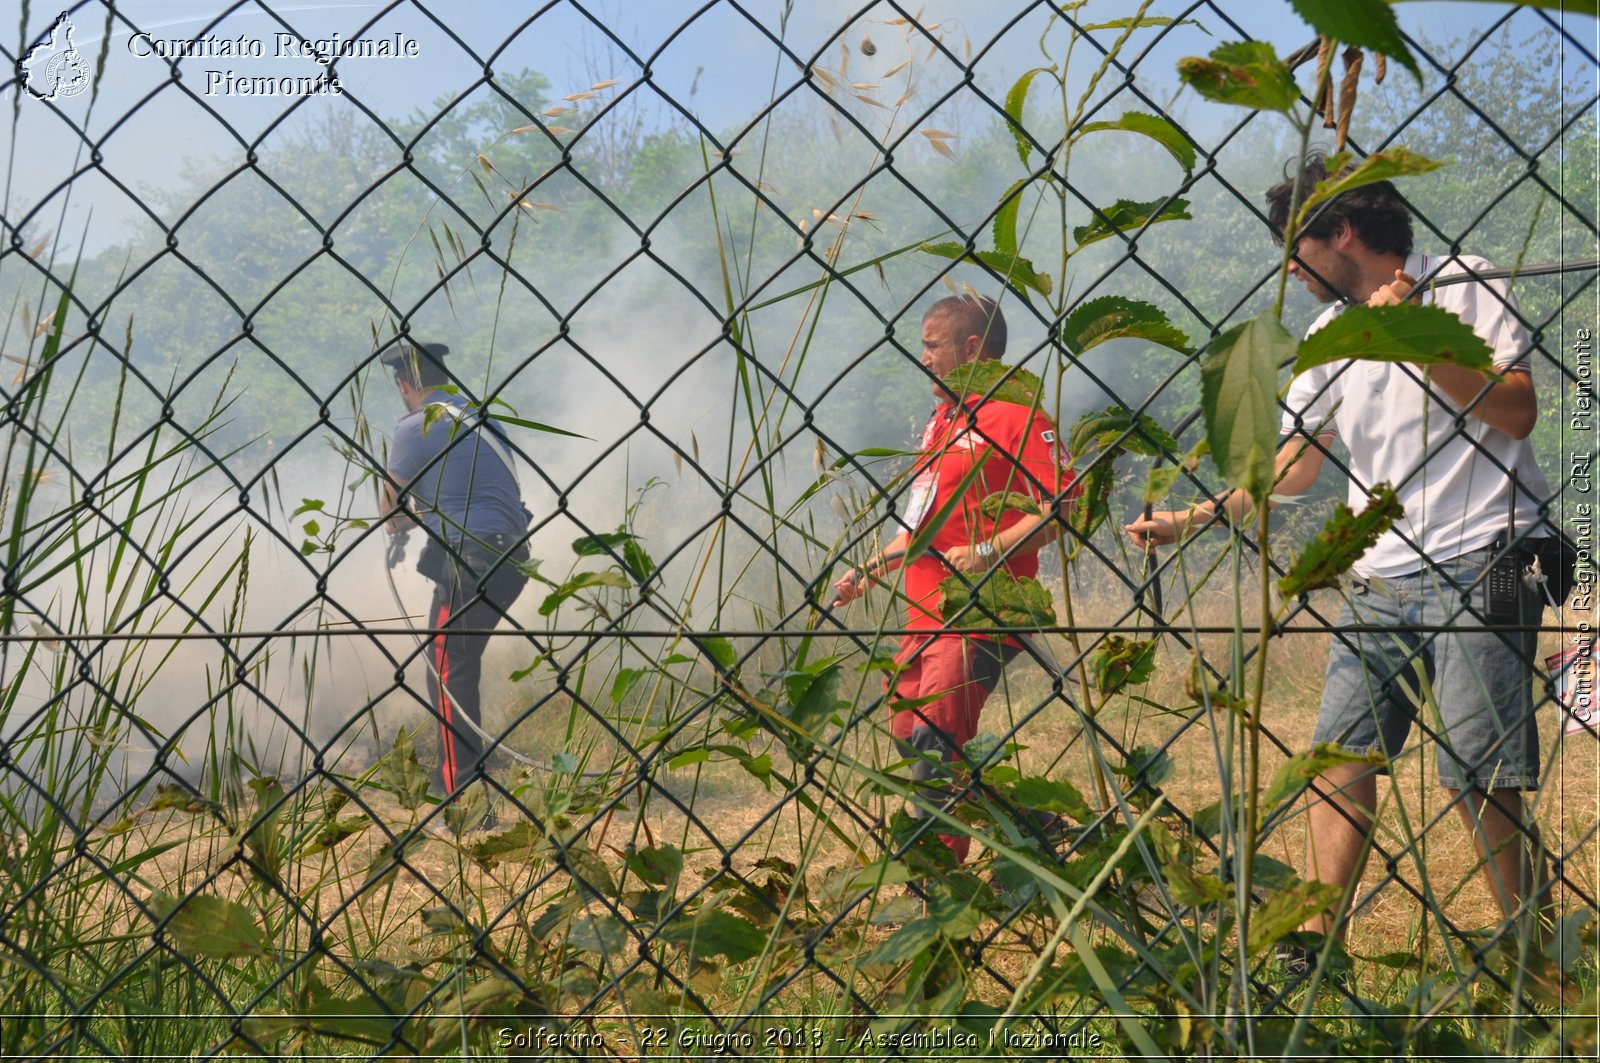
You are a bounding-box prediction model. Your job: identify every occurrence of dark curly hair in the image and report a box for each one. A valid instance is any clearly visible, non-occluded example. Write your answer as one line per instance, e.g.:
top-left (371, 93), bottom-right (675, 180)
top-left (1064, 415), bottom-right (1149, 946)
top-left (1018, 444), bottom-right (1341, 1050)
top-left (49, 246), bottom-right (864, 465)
top-left (1265, 150), bottom-right (1413, 256)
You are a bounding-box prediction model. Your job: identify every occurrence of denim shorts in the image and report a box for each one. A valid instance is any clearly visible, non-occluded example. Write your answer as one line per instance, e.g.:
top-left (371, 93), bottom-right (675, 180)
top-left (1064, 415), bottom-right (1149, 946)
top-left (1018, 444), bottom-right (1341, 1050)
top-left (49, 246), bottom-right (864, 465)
top-left (1314, 547), bottom-right (1541, 791)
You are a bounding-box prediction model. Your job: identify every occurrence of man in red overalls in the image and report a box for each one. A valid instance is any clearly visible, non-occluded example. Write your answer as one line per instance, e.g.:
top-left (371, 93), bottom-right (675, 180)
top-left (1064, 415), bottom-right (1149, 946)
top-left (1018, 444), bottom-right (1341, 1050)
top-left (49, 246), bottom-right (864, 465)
top-left (833, 295), bottom-right (1076, 859)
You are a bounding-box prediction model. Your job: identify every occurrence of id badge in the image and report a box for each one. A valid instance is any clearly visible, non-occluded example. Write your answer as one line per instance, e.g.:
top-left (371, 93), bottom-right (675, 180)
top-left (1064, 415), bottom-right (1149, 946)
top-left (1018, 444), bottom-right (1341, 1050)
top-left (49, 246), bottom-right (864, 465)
top-left (898, 470), bottom-right (937, 533)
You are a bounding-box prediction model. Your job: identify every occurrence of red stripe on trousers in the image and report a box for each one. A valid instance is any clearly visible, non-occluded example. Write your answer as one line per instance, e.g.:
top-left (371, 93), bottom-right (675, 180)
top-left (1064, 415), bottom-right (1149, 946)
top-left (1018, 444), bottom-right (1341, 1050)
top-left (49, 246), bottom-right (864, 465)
top-left (434, 602), bottom-right (455, 792)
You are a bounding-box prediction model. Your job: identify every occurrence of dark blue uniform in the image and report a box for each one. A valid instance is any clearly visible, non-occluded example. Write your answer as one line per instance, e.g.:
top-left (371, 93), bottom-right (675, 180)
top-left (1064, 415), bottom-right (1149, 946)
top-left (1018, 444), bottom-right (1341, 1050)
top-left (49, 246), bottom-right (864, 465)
top-left (390, 391), bottom-right (529, 796)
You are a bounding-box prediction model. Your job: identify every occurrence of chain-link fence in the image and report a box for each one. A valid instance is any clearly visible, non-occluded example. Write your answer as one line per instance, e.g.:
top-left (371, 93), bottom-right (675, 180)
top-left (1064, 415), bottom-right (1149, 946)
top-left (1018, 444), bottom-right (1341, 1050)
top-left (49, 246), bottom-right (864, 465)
top-left (1, 0), bottom-right (1596, 1058)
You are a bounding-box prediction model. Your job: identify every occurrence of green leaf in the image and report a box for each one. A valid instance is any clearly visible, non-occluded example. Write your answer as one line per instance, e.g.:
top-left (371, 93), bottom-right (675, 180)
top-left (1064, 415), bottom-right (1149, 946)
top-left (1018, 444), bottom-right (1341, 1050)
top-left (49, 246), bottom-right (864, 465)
top-left (1287, 0), bottom-right (1420, 83)
top-left (1295, 147), bottom-right (1442, 231)
top-left (1068, 405), bottom-right (1179, 459)
top-left (537, 569), bottom-right (631, 616)
top-left (611, 666), bottom-right (647, 704)
top-left (977, 491), bottom-right (1042, 520)
top-left (622, 539), bottom-right (656, 583)
top-left (149, 892), bottom-right (266, 959)
top-left (469, 822), bottom-right (543, 869)
top-left (940, 360), bottom-right (1044, 408)
top-left (1262, 743), bottom-right (1387, 811)
top-left (1392, 0), bottom-right (1596, 15)
top-left (1293, 303), bottom-right (1495, 376)
top-left (917, 242), bottom-right (1053, 301)
top-left (626, 844), bottom-right (683, 888)
top-left (1177, 41), bottom-right (1299, 112)
top-left (1277, 485), bottom-right (1404, 597)
top-left (1546, 909), bottom-right (1594, 975)
top-left (562, 845), bottom-right (617, 901)
top-left (929, 887), bottom-right (984, 939)
top-left (1005, 776), bottom-right (1092, 820)
top-left (992, 177), bottom-right (1029, 257)
top-left (379, 729), bottom-right (430, 811)
top-left (1201, 313), bottom-right (1294, 502)
top-left (1004, 66), bottom-right (1055, 165)
top-left (667, 747), bottom-right (710, 770)
top-left (567, 914), bottom-right (628, 955)
top-left (1089, 636), bottom-right (1157, 696)
top-left (1164, 862), bottom-right (1231, 905)
top-left (302, 519), bottom-right (320, 537)
top-left (847, 859), bottom-right (916, 890)
top-left (1247, 879), bottom-right (1346, 953)
top-left (486, 411), bottom-right (591, 439)
top-left (1143, 464), bottom-right (1181, 506)
top-left (1061, 296), bottom-right (1191, 356)
top-left (571, 531), bottom-right (633, 557)
top-left (699, 635), bottom-right (737, 673)
top-left (937, 571), bottom-right (1056, 630)
top-left (291, 498), bottom-right (325, 518)
top-left (1113, 744), bottom-right (1174, 787)
top-left (240, 994), bottom-right (396, 1046)
top-left (860, 917), bottom-right (939, 966)
top-left (572, 530), bottom-right (656, 583)
top-left (1073, 196), bottom-right (1191, 249)
top-left (1075, 111), bottom-right (1196, 173)
top-left (658, 909), bottom-right (767, 963)
top-left (782, 663), bottom-right (842, 743)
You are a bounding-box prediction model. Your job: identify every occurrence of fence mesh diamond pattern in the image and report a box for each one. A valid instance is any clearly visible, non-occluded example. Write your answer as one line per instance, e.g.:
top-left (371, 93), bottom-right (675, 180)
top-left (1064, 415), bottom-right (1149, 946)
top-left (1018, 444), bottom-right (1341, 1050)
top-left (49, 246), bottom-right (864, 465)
top-left (1, 1), bottom-right (1596, 1059)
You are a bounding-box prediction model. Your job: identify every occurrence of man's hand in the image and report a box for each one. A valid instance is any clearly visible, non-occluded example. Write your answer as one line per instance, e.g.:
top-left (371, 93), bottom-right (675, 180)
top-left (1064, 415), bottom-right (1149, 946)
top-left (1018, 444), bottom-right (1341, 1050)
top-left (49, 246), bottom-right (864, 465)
top-left (1126, 510), bottom-right (1194, 550)
top-left (832, 569), bottom-right (866, 607)
top-left (941, 543), bottom-right (995, 574)
top-left (1368, 269), bottom-right (1418, 307)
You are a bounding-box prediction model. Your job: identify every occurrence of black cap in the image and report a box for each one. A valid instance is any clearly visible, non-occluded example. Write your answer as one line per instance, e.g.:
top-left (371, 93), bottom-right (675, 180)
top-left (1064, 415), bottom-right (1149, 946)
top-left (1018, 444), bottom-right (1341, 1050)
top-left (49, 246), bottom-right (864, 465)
top-left (377, 344), bottom-right (448, 373)
top-left (377, 339), bottom-right (450, 372)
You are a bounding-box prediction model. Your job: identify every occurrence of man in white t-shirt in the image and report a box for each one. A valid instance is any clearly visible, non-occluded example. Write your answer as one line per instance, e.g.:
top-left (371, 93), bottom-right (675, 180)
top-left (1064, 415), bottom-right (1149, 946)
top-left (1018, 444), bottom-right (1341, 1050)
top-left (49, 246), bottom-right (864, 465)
top-left (1126, 152), bottom-right (1550, 951)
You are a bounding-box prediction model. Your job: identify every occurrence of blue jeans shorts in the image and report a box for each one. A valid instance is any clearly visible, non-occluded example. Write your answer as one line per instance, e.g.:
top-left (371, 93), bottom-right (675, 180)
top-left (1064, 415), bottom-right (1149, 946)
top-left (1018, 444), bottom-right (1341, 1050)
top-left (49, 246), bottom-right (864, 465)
top-left (1314, 548), bottom-right (1541, 791)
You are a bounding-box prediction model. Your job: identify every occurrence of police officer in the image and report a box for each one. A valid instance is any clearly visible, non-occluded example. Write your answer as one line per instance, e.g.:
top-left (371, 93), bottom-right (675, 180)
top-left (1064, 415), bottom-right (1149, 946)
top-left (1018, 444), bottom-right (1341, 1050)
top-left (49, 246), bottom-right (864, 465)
top-left (380, 340), bottom-right (530, 799)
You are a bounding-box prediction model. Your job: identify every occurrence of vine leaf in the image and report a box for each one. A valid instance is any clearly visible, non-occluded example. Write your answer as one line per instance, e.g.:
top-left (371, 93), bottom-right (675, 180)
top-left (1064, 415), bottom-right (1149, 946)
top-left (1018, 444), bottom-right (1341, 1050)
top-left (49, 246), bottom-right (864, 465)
top-left (1247, 880), bottom-right (1347, 954)
top-left (1287, 0), bottom-right (1421, 83)
top-left (1295, 147), bottom-right (1442, 230)
top-left (940, 360), bottom-right (1044, 407)
top-left (148, 892), bottom-right (267, 959)
top-left (978, 491), bottom-right (1042, 520)
top-left (1178, 41), bottom-right (1299, 112)
top-left (1004, 66), bottom-right (1055, 165)
top-left (1068, 406), bottom-right (1179, 459)
top-left (1005, 776), bottom-right (1093, 821)
top-left (991, 177), bottom-right (1029, 257)
top-left (937, 571), bottom-right (1056, 630)
top-left (1074, 112), bottom-right (1196, 174)
top-left (1293, 303), bottom-right (1495, 376)
top-left (1061, 296), bottom-right (1191, 356)
top-left (1277, 485), bottom-right (1403, 597)
top-left (1073, 197), bottom-right (1191, 249)
top-left (1089, 636), bottom-right (1157, 696)
top-left (658, 909), bottom-right (767, 963)
top-left (1262, 743), bottom-right (1388, 811)
top-left (1200, 313), bottom-right (1293, 503)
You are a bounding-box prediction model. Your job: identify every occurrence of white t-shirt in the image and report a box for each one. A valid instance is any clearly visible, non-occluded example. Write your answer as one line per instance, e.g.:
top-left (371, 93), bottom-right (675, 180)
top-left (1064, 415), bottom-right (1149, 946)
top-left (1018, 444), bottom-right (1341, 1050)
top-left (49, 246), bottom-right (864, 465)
top-left (1281, 252), bottom-right (1551, 578)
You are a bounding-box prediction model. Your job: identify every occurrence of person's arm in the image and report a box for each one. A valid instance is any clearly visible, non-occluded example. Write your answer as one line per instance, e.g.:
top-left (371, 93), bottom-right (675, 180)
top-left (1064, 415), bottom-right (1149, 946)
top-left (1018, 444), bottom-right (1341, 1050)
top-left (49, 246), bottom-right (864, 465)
top-left (832, 531), bottom-right (911, 605)
top-left (941, 504), bottom-right (1063, 574)
top-left (1371, 268), bottom-right (1537, 440)
top-left (1125, 433), bottom-right (1330, 548)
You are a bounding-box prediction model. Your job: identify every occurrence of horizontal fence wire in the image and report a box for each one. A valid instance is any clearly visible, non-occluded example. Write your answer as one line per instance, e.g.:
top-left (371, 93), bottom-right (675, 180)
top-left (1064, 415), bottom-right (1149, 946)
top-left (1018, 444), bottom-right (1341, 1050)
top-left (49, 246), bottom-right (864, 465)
top-left (0, 1), bottom-right (1596, 1060)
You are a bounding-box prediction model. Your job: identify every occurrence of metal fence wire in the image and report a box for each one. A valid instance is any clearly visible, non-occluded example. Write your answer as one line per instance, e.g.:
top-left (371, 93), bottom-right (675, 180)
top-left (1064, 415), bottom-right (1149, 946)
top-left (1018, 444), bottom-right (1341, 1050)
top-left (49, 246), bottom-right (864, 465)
top-left (1, 0), bottom-right (1596, 1058)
